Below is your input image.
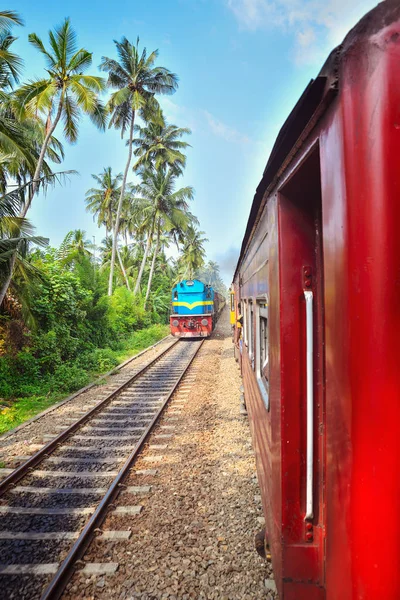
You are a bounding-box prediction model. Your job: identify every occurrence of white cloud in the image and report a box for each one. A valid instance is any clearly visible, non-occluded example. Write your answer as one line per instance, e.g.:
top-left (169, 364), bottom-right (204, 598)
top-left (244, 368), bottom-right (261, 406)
top-left (227, 0), bottom-right (379, 64)
top-left (161, 98), bottom-right (199, 131)
top-left (203, 110), bottom-right (251, 144)
top-left (161, 100), bottom-right (251, 144)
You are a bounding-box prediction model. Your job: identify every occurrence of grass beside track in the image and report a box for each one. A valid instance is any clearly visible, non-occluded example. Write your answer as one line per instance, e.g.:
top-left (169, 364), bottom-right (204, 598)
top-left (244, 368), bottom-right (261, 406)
top-left (0, 324), bottom-right (169, 435)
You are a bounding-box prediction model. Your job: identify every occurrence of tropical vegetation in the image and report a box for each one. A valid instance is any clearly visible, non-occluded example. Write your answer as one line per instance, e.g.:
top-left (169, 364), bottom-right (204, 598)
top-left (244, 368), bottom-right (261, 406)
top-left (0, 11), bottom-right (226, 433)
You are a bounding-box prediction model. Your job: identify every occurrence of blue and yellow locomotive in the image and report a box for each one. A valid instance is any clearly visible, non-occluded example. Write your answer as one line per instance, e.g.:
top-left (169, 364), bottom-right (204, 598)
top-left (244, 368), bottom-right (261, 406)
top-left (170, 279), bottom-right (225, 338)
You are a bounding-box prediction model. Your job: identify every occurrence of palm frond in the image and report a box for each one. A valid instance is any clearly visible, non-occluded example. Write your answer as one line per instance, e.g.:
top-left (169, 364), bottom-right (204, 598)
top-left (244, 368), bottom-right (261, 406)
top-left (28, 33), bottom-right (56, 69)
top-left (0, 11), bottom-right (23, 33)
top-left (55, 17), bottom-right (77, 66)
top-left (68, 48), bottom-right (92, 73)
top-left (62, 93), bottom-right (79, 143)
top-left (0, 34), bottom-right (23, 84)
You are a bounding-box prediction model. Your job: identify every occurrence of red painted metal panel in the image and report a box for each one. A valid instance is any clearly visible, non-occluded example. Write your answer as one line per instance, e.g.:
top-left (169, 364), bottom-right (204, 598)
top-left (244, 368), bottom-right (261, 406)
top-left (234, 5), bottom-right (400, 599)
top-left (283, 582), bottom-right (325, 600)
top-left (278, 148), bottom-right (325, 590)
top-left (328, 19), bottom-right (400, 600)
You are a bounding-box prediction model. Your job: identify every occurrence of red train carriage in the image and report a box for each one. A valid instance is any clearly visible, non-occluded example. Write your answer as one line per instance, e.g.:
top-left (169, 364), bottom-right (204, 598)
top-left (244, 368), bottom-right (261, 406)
top-left (232, 2), bottom-right (400, 599)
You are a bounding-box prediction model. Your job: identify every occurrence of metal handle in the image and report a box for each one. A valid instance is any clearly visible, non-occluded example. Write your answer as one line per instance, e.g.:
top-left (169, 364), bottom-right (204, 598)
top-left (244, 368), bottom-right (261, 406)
top-left (304, 290), bottom-right (314, 520)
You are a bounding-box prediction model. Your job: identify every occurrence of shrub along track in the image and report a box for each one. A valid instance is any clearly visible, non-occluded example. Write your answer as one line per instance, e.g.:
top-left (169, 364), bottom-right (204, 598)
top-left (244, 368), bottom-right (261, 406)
top-left (0, 335), bottom-right (175, 466)
top-left (0, 338), bottom-right (203, 600)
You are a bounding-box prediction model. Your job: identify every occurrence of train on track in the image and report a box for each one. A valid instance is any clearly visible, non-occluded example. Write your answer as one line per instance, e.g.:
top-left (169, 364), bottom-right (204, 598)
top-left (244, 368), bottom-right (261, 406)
top-left (231, 2), bottom-right (400, 599)
top-left (170, 279), bottom-right (225, 338)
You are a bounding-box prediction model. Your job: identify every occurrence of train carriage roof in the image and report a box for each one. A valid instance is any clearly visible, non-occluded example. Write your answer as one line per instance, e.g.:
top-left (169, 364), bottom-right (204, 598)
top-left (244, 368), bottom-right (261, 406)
top-left (233, 0), bottom-right (400, 280)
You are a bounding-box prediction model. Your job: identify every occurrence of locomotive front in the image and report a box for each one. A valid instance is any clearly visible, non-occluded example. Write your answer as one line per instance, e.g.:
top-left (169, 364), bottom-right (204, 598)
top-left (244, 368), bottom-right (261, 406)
top-left (170, 279), bottom-right (215, 338)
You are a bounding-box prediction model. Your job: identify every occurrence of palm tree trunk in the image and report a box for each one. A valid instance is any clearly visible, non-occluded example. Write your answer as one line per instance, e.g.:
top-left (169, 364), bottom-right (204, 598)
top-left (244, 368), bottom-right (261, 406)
top-left (117, 245), bottom-right (131, 290)
top-left (144, 225), bottom-right (160, 309)
top-left (133, 232), bottom-right (152, 295)
top-left (108, 113), bottom-right (135, 296)
top-left (21, 99), bottom-right (64, 218)
top-left (0, 100), bottom-right (64, 307)
top-left (0, 251), bottom-right (17, 307)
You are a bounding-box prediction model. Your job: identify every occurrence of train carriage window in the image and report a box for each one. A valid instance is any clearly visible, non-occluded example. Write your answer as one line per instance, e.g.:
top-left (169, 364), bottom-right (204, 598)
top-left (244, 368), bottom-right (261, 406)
top-left (248, 301), bottom-right (255, 370)
top-left (243, 300), bottom-right (248, 346)
top-left (256, 300), bottom-right (269, 410)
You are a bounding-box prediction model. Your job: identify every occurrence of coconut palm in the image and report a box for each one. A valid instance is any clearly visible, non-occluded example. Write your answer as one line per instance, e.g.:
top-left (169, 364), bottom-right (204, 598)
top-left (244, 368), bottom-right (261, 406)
top-left (15, 18), bottom-right (106, 217)
top-left (178, 226), bottom-right (208, 280)
top-left (100, 37), bottom-right (178, 296)
top-left (131, 167), bottom-right (194, 304)
top-left (132, 110), bottom-right (191, 176)
top-left (0, 11), bottom-right (23, 84)
top-left (99, 237), bottom-right (133, 290)
top-left (0, 180), bottom-right (48, 308)
top-left (0, 124), bottom-right (67, 305)
top-left (0, 172), bottom-right (73, 307)
top-left (0, 115), bottom-right (65, 194)
top-left (196, 260), bottom-right (227, 295)
top-left (0, 19), bottom-right (105, 305)
top-left (85, 167), bottom-right (122, 236)
top-left (57, 229), bottom-right (93, 265)
top-left (0, 12), bottom-right (42, 171)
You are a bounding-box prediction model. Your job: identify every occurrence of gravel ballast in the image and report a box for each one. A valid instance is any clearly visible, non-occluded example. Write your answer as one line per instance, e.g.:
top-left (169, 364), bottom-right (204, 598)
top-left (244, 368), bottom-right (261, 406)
top-left (0, 337), bottom-right (175, 466)
top-left (64, 310), bottom-right (277, 599)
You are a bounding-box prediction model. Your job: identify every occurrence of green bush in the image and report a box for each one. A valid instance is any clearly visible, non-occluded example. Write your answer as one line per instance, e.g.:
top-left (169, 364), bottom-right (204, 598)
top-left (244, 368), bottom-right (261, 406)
top-left (77, 348), bottom-right (118, 373)
top-left (108, 288), bottom-right (151, 334)
top-left (14, 350), bottom-right (41, 381)
top-left (51, 363), bottom-right (90, 393)
top-left (0, 357), bottom-right (14, 397)
top-left (0, 240), bottom-right (173, 433)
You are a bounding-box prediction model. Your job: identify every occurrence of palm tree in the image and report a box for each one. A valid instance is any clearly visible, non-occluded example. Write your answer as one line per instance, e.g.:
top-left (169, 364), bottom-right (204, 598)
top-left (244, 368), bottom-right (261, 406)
top-left (0, 115), bottom-right (65, 195)
top-left (99, 236), bottom-right (132, 291)
top-left (0, 121), bottom-right (67, 305)
top-left (132, 110), bottom-right (191, 175)
top-left (0, 180), bottom-right (48, 308)
top-left (0, 172), bottom-right (72, 307)
top-left (196, 260), bottom-right (227, 295)
top-left (57, 229), bottom-right (93, 265)
top-left (0, 19), bottom-right (105, 306)
top-left (131, 167), bottom-right (194, 304)
top-left (0, 12), bottom-right (42, 172)
top-left (0, 11), bottom-right (23, 87)
top-left (16, 18), bottom-right (106, 217)
top-left (85, 167), bottom-right (122, 236)
top-left (178, 226), bottom-right (208, 280)
top-left (100, 37), bottom-right (178, 296)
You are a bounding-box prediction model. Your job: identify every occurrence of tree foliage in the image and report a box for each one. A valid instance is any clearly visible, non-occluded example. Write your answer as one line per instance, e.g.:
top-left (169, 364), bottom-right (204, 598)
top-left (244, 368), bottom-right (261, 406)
top-left (0, 12), bottom-right (227, 420)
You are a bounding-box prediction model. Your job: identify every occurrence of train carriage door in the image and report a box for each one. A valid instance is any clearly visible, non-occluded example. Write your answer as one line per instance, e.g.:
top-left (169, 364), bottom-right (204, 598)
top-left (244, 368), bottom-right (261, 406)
top-left (278, 144), bottom-right (326, 598)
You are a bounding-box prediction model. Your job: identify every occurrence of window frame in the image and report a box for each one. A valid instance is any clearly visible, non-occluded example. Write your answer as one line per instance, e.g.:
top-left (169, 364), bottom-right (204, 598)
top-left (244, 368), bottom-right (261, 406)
top-left (248, 300), bottom-right (255, 370)
top-left (255, 297), bottom-right (270, 410)
top-left (230, 291), bottom-right (235, 312)
top-left (243, 299), bottom-right (248, 347)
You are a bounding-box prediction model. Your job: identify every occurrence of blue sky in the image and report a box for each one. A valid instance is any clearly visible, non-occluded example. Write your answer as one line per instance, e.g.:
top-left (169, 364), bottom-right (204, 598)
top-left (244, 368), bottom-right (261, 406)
top-left (14, 0), bottom-right (378, 283)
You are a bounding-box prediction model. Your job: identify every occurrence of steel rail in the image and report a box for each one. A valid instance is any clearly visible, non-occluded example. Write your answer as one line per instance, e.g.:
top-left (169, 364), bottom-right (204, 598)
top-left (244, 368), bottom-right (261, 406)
top-left (40, 339), bottom-right (204, 600)
top-left (0, 338), bottom-right (180, 497)
top-left (0, 335), bottom-right (174, 442)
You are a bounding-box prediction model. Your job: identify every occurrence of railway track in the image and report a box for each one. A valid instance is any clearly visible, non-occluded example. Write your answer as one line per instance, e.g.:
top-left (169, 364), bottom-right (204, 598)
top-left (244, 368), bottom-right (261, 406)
top-left (0, 338), bottom-right (203, 600)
